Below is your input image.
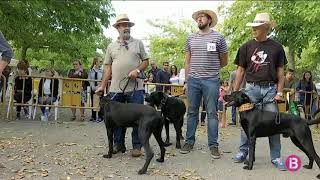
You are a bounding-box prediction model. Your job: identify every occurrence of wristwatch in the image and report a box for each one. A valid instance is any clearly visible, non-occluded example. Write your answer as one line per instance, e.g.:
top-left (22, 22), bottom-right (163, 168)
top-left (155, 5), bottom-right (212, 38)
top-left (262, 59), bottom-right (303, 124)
top-left (136, 69), bottom-right (140, 74)
top-left (276, 92), bottom-right (283, 97)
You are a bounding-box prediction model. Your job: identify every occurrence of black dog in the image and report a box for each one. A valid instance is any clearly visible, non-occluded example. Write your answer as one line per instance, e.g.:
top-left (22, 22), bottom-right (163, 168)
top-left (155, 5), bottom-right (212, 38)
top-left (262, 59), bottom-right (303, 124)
top-left (100, 94), bottom-right (166, 174)
top-left (224, 91), bottom-right (320, 179)
top-left (145, 91), bottom-right (186, 149)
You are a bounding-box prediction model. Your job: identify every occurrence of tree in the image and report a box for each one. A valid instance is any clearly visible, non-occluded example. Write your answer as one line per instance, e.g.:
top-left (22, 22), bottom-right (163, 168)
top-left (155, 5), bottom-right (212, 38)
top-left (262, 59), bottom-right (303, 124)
top-left (147, 18), bottom-right (197, 71)
top-left (219, 0), bottom-right (320, 76)
top-left (0, 0), bottom-right (114, 62)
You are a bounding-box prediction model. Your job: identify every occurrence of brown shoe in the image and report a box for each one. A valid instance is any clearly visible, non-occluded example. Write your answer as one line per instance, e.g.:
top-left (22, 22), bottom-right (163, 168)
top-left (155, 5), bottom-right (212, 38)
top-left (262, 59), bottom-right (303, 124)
top-left (132, 148), bottom-right (142, 157)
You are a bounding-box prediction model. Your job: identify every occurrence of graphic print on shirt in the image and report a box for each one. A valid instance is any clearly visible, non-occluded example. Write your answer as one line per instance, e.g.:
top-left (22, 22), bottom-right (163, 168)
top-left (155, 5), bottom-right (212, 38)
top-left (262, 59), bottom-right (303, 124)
top-left (250, 48), bottom-right (268, 72)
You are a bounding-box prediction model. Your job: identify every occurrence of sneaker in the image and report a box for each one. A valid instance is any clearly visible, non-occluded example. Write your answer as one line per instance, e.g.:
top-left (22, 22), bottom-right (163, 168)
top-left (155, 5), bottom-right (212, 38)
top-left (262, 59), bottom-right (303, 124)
top-left (228, 122), bottom-right (236, 126)
top-left (210, 146), bottom-right (221, 159)
top-left (180, 143), bottom-right (193, 154)
top-left (89, 117), bottom-right (96, 122)
top-left (271, 158), bottom-right (287, 171)
top-left (132, 148), bottom-right (142, 157)
top-left (233, 151), bottom-right (247, 163)
top-left (41, 115), bottom-right (48, 122)
top-left (96, 117), bottom-right (103, 123)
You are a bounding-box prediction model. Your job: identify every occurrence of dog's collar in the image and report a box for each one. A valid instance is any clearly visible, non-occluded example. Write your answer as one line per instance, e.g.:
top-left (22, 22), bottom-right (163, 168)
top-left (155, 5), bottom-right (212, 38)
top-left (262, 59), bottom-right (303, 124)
top-left (238, 103), bottom-right (254, 112)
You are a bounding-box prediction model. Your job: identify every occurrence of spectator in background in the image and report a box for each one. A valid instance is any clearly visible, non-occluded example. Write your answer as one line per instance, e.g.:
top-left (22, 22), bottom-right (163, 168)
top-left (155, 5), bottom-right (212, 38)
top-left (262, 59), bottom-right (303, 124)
top-left (145, 73), bottom-right (156, 94)
top-left (169, 64), bottom-right (180, 84)
top-left (38, 68), bottom-right (59, 122)
top-left (156, 61), bottom-right (171, 93)
top-left (68, 59), bottom-right (88, 121)
top-left (296, 70), bottom-right (317, 119)
top-left (218, 81), bottom-right (228, 128)
top-left (148, 61), bottom-right (159, 83)
top-left (14, 61), bottom-right (32, 120)
top-left (284, 69), bottom-right (296, 89)
top-left (88, 57), bottom-right (103, 122)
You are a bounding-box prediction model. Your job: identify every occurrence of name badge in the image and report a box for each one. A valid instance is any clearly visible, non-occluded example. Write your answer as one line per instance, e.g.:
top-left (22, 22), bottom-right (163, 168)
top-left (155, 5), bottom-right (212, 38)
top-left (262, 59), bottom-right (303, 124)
top-left (207, 43), bottom-right (216, 52)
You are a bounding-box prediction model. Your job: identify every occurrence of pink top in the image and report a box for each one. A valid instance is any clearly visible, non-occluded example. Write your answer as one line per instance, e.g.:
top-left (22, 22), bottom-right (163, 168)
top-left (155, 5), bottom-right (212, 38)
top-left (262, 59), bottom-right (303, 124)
top-left (218, 87), bottom-right (225, 102)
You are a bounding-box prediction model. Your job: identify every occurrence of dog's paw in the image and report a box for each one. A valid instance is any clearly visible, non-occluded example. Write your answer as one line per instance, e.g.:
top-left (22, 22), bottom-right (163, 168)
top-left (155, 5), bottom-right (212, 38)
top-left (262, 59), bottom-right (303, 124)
top-left (138, 169), bottom-right (147, 174)
top-left (316, 174), bottom-right (320, 179)
top-left (303, 164), bottom-right (312, 169)
top-left (243, 165), bottom-right (252, 170)
top-left (103, 154), bottom-right (112, 158)
top-left (156, 158), bottom-right (164, 163)
top-left (176, 144), bottom-right (181, 149)
top-left (164, 142), bottom-right (172, 147)
top-left (243, 159), bottom-right (249, 165)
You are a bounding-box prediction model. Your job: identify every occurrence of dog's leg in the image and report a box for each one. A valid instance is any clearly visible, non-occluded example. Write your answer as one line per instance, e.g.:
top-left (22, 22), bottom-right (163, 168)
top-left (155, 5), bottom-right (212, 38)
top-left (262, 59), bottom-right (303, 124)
top-left (296, 133), bottom-right (320, 179)
top-left (103, 127), bottom-right (113, 158)
top-left (138, 128), bottom-right (153, 174)
top-left (244, 136), bottom-right (256, 170)
top-left (290, 136), bottom-right (313, 169)
top-left (120, 127), bottom-right (127, 153)
top-left (153, 127), bottom-right (166, 162)
top-left (173, 120), bottom-right (182, 149)
top-left (164, 119), bottom-right (172, 147)
top-left (179, 117), bottom-right (184, 140)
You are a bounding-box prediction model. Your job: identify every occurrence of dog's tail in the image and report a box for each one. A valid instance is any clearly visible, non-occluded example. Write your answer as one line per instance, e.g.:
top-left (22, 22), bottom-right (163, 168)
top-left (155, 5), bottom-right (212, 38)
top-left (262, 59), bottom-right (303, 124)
top-left (307, 109), bottom-right (320, 126)
top-left (307, 117), bottom-right (320, 126)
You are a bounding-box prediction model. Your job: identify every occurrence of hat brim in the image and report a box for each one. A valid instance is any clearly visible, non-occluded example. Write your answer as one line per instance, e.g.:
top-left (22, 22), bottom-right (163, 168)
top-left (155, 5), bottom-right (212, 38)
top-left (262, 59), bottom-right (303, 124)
top-left (113, 21), bottom-right (135, 28)
top-left (192, 10), bottom-right (218, 28)
top-left (246, 22), bottom-right (266, 27)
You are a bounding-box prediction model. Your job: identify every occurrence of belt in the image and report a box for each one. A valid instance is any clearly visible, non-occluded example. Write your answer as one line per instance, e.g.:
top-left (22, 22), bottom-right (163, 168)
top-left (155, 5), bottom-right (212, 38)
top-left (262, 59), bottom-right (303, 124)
top-left (248, 81), bottom-right (276, 87)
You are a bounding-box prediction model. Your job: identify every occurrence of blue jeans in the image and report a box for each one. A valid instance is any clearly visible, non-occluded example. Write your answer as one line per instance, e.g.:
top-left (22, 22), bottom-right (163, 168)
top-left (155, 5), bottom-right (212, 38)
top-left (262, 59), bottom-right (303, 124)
top-left (231, 105), bottom-right (237, 124)
top-left (239, 83), bottom-right (281, 160)
top-left (185, 77), bottom-right (220, 148)
top-left (110, 90), bottom-right (144, 149)
top-left (38, 96), bottom-right (57, 115)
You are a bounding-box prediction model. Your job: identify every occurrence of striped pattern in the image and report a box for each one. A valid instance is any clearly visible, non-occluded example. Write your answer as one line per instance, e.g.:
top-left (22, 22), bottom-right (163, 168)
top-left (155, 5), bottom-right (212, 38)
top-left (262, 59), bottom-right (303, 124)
top-left (185, 31), bottom-right (228, 79)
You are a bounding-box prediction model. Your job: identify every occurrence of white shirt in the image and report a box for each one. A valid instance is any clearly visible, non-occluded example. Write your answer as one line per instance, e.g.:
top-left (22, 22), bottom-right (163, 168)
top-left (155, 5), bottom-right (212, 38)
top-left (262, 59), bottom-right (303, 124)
top-left (44, 79), bottom-right (51, 95)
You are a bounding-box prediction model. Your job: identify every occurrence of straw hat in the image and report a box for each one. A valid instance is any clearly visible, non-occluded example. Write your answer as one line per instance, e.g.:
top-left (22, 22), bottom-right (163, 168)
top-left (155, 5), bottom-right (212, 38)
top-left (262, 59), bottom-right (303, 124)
top-left (113, 14), bottom-right (135, 28)
top-left (246, 13), bottom-right (276, 28)
top-left (192, 10), bottom-right (218, 27)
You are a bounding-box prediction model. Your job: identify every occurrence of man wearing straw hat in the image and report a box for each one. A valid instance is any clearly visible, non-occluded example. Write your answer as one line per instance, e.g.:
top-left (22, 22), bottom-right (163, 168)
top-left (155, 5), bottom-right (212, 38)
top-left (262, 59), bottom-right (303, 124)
top-left (180, 9), bottom-right (228, 159)
top-left (96, 14), bottom-right (149, 157)
top-left (232, 12), bottom-right (287, 170)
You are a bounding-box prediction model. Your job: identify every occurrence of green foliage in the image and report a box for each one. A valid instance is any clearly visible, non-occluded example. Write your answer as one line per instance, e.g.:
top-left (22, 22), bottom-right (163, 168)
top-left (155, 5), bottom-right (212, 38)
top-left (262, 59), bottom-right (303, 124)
top-left (0, 0), bottom-right (114, 72)
top-left (147, 18), bottom-right (197, 72)
top-left (219, 0), bottom-right (320, 81)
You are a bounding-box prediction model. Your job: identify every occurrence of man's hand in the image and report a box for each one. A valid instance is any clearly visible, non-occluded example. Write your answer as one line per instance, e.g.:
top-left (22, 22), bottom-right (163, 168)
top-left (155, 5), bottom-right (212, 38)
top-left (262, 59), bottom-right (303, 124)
top-left (274, 94), bottom-right (284, 102)
top-left (95, 85), bottom-right (106, 95)
top-left (183, 83), bottom-right (187, 94)
top-left (128, 69), bottom-right (139, 80)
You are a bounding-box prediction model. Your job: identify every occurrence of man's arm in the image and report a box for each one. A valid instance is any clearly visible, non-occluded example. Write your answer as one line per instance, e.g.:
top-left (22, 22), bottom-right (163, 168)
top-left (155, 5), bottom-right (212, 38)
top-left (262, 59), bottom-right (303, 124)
top-left (184, 51), bottom-right (191, 82)
top-left (219, 52), bottom-right (228, 68)
top-left (276, 66), bottom-right (285, 95)
top-left (234, 66), bottom-right (246, 91)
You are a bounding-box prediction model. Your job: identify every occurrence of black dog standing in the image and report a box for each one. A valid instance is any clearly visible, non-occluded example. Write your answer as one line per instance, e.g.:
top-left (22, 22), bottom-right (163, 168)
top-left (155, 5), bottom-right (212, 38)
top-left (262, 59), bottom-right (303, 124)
top-left (224, 91), bottom-right (320, 179)
top-left (100, 94), bottom-right (166, 174)
top-left (145, 91), bottom-right (186, 149)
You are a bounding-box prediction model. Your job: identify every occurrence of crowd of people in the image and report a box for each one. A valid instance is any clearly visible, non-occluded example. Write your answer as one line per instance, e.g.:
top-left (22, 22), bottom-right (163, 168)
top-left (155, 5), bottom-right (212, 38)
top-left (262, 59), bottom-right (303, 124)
top-left (1, 9), bottom-right (320, 170)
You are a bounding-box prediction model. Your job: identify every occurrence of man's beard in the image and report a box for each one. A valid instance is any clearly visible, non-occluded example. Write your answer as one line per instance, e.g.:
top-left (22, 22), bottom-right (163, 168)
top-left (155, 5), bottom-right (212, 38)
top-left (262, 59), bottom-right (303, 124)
top-left (198, 22), bottom-right (209, 30)
top-left (120, 31), bottom-right (131, 40)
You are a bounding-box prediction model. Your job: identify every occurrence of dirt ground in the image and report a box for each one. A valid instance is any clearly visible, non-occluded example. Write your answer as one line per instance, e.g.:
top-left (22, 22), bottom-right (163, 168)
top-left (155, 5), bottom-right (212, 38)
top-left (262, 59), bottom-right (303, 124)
top-left (1, 107), bottom-right (320, 180)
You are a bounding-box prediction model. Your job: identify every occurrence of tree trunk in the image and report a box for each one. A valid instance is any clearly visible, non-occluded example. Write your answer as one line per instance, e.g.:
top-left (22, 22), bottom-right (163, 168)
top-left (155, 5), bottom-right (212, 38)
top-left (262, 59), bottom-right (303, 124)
top-left (20, 46), bottom-right (29, 60)
top-left (287, 46), bottom-right (295, 70)
top-left (51, 59), bottom-right (54, 67)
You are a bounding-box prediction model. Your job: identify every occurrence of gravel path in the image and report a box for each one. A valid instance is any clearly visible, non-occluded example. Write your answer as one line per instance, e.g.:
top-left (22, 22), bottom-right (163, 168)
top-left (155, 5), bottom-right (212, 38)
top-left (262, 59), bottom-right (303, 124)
top-left (1, 107), bottom-right (320, 180)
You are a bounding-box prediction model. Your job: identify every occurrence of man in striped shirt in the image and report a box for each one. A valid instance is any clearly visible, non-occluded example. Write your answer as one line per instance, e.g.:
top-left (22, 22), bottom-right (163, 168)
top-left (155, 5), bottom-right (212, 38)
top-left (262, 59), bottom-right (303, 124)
top-left (180, 10), bottom-right (228, 159)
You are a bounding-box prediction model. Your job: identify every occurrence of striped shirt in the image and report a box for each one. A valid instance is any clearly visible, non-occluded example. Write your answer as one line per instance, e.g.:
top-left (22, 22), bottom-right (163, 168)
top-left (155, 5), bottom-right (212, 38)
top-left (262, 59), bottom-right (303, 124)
top-left (185, 30), bottom-right (228, 79)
